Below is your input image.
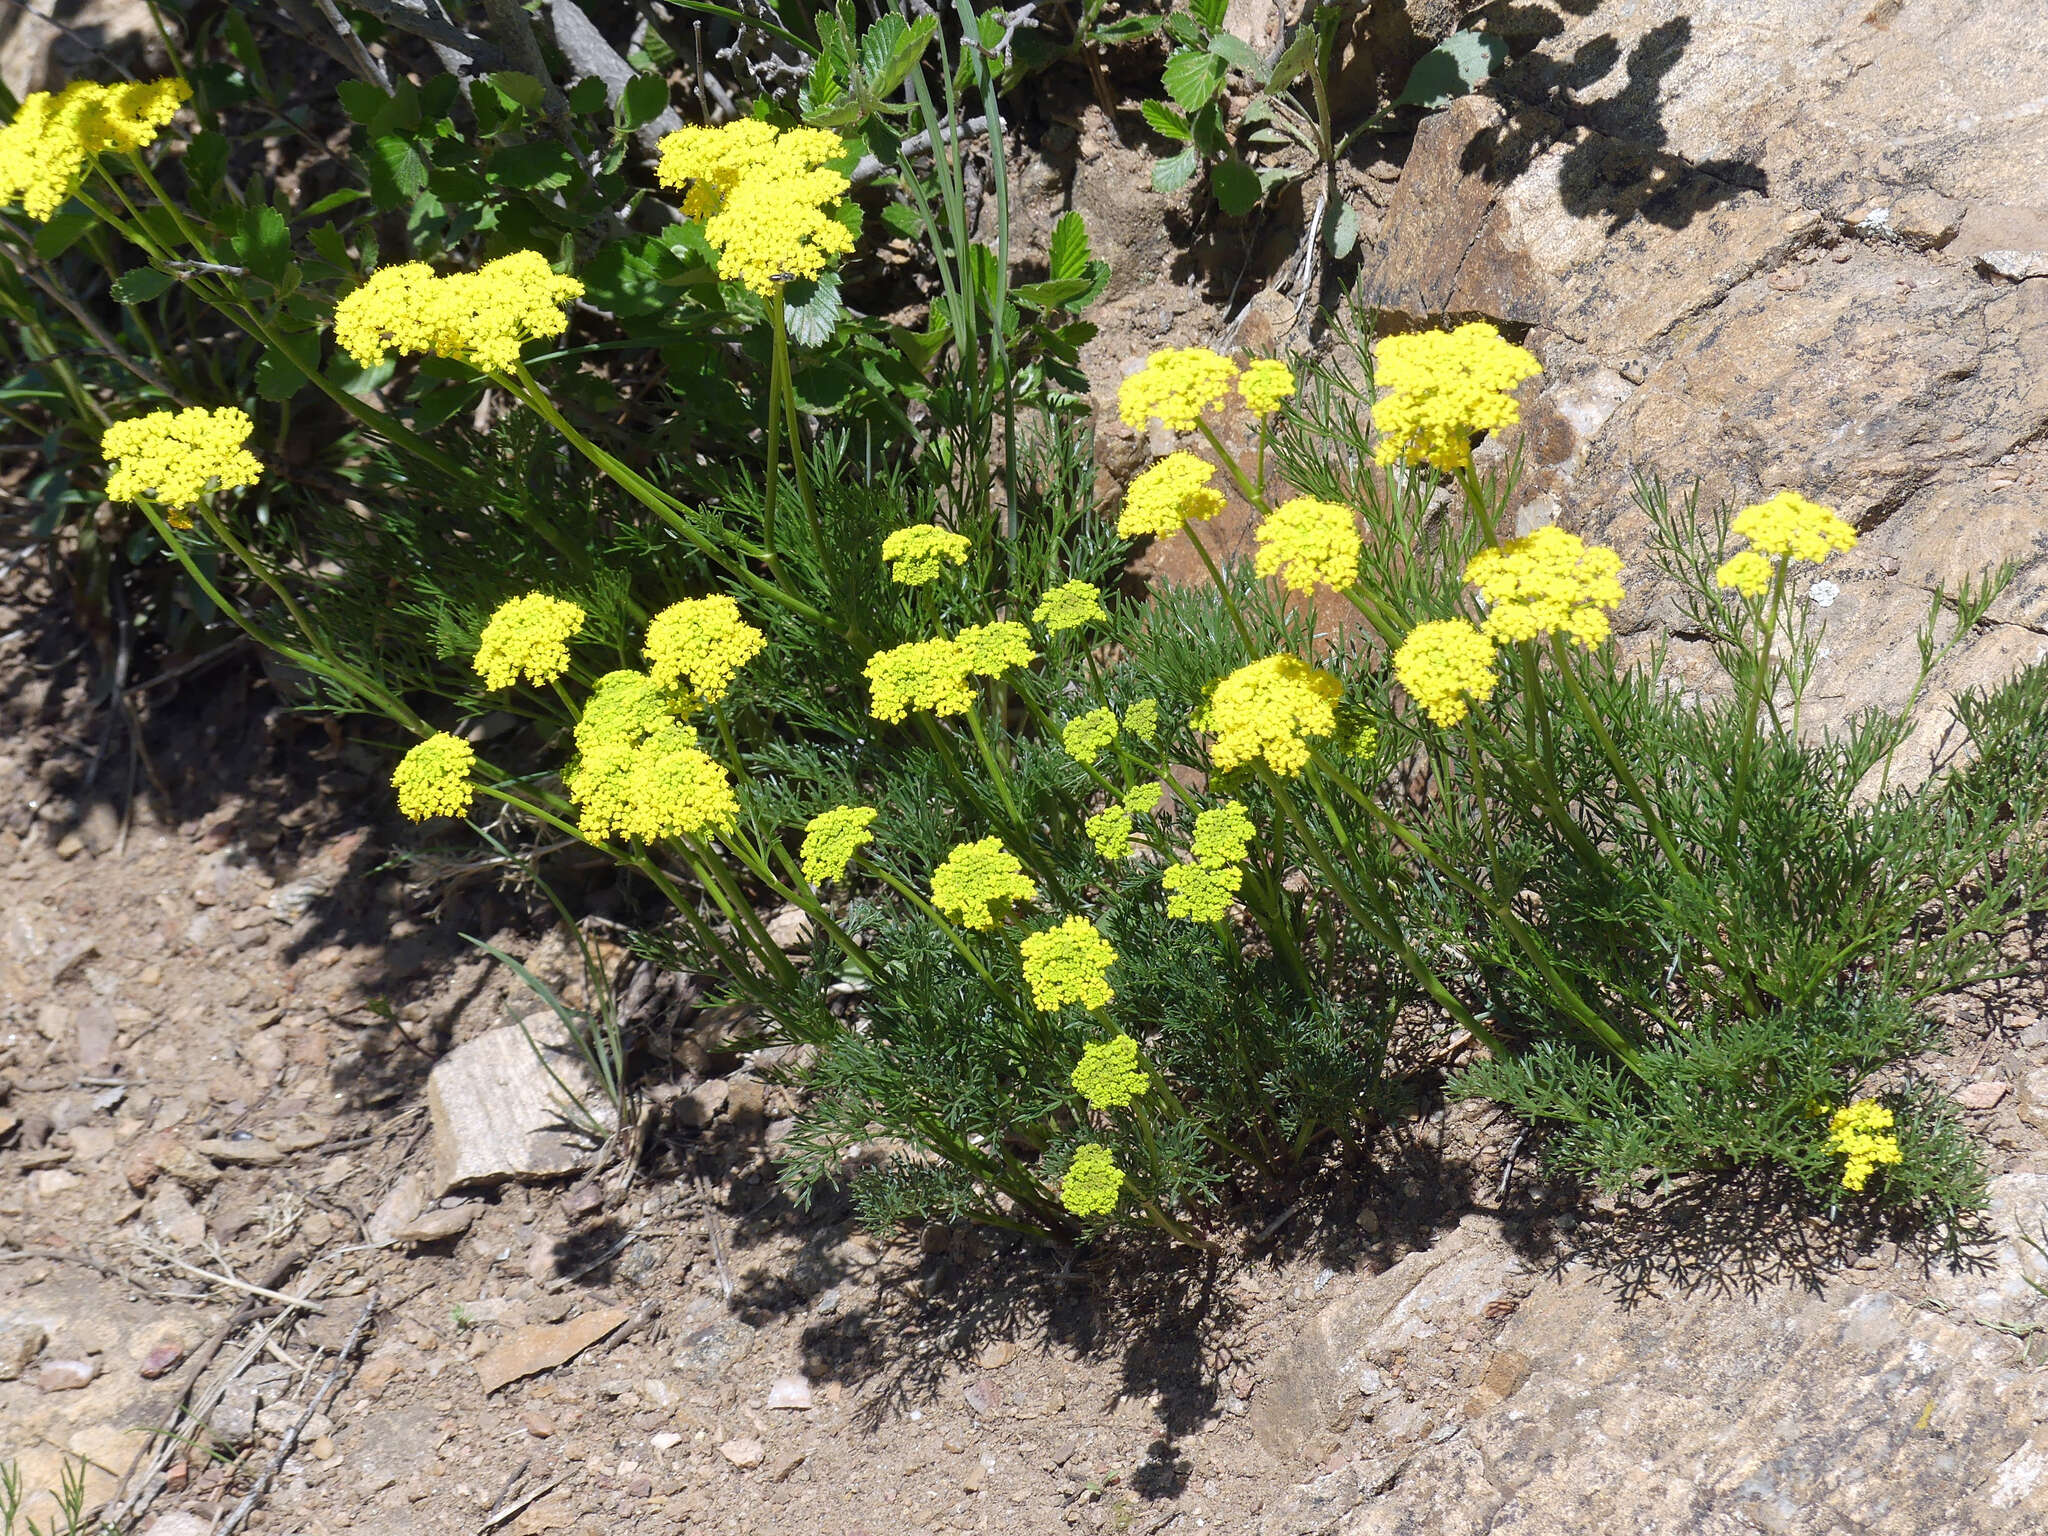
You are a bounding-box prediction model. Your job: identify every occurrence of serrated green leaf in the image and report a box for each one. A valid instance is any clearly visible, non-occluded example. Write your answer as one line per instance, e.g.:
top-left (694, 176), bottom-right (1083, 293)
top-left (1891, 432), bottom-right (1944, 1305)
top-left (1012, 276), bottom-right (1094, 310)
top-left (488, 141), bottom-right (577, 191)
top-left (858, 12), bottom-right (908, 78)
top-left (336, 80), bottom-right (388, 124)
top-left (566, 75), bottom-right (607, 115)
top-left (1093, 15), bottom-right (1164, 42)
top-left (1207, 31), bottom-right (1265, 79)
top-left (1165, 12), bottom-right (1204, 47)
top-left (619, 72), bottom-right (670, 131)
top-left (362, 135), bottom-right (428, 209)
top-left (234, 202), bottom-right (290, 283)
top-left (490, 70), bottom-right (547, 110)
top-left (184, 131), bottom-right (229, 198)
top-left (1393, 29), bottom-right (1507, 109)
top-left (1190, 0), bottom-right (1229, 33)
top-left (1210, 158), bottom-right (1262, 217)
top-left (1152, 146), bottom-right (1200, 195)
top-left (110, 267), bottom-right (175, 303)
top-left (880, 200), bottom-right (923, 239)
top-left (302, 188), bottom-right (366, 218)
top-left (1140, 99), bottom-right (1191, 141)
top-left (307, 222), bottom-right (351, 273)
top-left (1162, 48), bottom-right (1227, 112)
top-left (1049, 212), bottom-right (1090, 282)
top-left (1267, 27), bottom-right (1319, 95)
top-left (782, 274), bottom-right (843, 348)
top-left (1189, 101), bottom-right (1228, 159)
top-left (871, 15), bottom-right (939, 96)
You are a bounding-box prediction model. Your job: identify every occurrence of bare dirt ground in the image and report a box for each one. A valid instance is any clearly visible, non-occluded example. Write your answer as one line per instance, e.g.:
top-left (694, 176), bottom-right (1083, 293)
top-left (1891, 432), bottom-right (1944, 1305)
top-left (6, 555), bottom-right (2048, 1536)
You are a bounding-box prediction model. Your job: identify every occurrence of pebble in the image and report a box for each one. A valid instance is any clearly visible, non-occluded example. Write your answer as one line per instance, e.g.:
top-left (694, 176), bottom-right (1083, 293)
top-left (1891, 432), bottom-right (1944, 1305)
top-left (1954, 1080), bottom-right (2010, 1110)
top-left (37, 1357), bottom-right (99, 1392)
top-left (0, 1323), bottom-right (49, 1380)
top-left (522, 1412), bottom-right (556, 1438)
top-left (766, 1374), bottom-right (813, 1411)
top-left (963, 1377), bottom-right (1003, 1418)
top-left (977, 1340), bottom-right (1020, 1371)
top-left (139, 1342), bottom-right (186, 1379)
top-left (649, 1432), bottom-right (684, 1451)
top-left (719, 1437), bottom-right (765, 1469)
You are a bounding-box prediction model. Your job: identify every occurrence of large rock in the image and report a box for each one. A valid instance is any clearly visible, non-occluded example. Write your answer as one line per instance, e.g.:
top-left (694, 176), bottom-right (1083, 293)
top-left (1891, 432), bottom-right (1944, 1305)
top-left (1353, 0), bottom-right (2048, 744)
top-left (425, 1012), bottom-right (617, 1195)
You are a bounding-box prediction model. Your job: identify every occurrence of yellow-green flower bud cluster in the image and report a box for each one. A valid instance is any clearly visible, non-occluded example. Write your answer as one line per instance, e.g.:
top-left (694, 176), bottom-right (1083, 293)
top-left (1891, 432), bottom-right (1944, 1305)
top-left (1019, 916), bottom-right (1117, 1011)
top-left (1069, 1035), bottom-right (1149, 1110)
top-left (392, 732), bottom-right (476, 822)
top-left (800, 805), bottom-right (877, 884)
top-left (1463, 526), bottom-right (1625, 649)
top-left (474, 593), bottom-right (586, 690)
top-left (1061, 707), bottom-right (1120, 765)
top-left (1032, 580), bottom-right (1107, 633)
top-left (1060, 1143), bottom-right (1124, 1217)
top-left (929, 838), bottom-right (1036, 929)
top-left (566, 670), bottom-right (733, 843)
top-left (1372, 323), bottom-right (1541, 472)
top-left (881, 523), bottom-right (970, 585)
top-left (102, 407), bottom-right (261, 525)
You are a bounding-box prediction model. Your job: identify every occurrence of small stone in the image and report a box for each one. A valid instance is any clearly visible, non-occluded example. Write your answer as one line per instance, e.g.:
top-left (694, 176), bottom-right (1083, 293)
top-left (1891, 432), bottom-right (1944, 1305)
top-left (672, 1318), bottom-right (755, 1383)
top-left (977, 1340), bottom-right (1020, 1371)
top-left (141, 1515), bottom-right (216, 1536)
top-left (2019, 1067), bottom-right (2048, 1131)
top-left (764, 905), bottom-right (814, 950)
top-left (367, 1173), bottom-right (427, 1246)
top-left (193, 1136), bottom-right (284, 1167)
top-left (73, 1004), bottom-right (118, 1073)
top-left (1954, 1080), bottom-right (2010, 1111)
top-left (1977, 249), bottom-right (2048, 281)
top-left (427, 1014), bottom-right (616, 1194)
top-left (139, 1342), bottom-right (186, 1379)
top-left (963, 1377), bottom-right (1003, 1418)
top-left (37, 1357), bottom-right (98, 1392)
top-left (311, 1435), bottom-right (336, 1461)
top-left (766, 1375), bottom-right (813, 1411)
top-left (719, 1437), bottom-right (765, 1469)
top-left (148, 1184), bottom-right (207, 1249)
top-left (0, 1323), bottom-right (48, 1381)
top-left (676, 1079), bottom-right (728, 1129)
top-left (390, 1203), bottom-right (481, 1244)
top-left (473, 1308), bottom-right (631, 1394)
top-left (522, 1412), bottom-right (556, 1438)
top-left (650, 1432), bottom-right (684, 1451)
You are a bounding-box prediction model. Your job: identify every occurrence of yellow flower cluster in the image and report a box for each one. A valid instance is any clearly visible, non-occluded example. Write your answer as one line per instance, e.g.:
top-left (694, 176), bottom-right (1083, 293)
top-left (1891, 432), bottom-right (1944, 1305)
top-left (956, 621), bottom-right (1037, 678)
top-left (1032, 580), bottom-right (1107, 633)
top-left (392, 732), bottom-right (476, 821)
top-left (1118, 347), bottom-right (1239, 431)
top-left (1085, 783), bottom-right (1164, 861)
top-left (333, 251), bottom-right (584, 374)
top-left (1062, 707), bottom-right (1119, 765)
top-left (0, 78), bottom-right (188, 220)
top-left (565, 670), bottom-right (726, 842)
top-left (1205, 653), bottom-right (1342, 776)
top-left (1070, 1035), bottom-right (1149, 1110)
top-left (644, 594), bottom-right (765, 702)
top-left (1019, 916), bottom-right (1118, 1011)
top-left (1239, 359), bottom-right (1296, 418)
top-left (881, 523), bottom-right (970, 585)
top-left (929, 838), bottom-right (1037, 929)
top-left (1190, 801), bottom-right (1255, 868)
top-left (1372, 322), bottom-right (1541, 472)
top-left (655, 119), bottom-right (852, 297)
top-left (865, 637), bottom-right (976, 722)
top-left (1464, 526), bottom-right (1625, 648)
top-left (1118, 453), bottom-right (1224, 538)
top-left (1165, 798), bottom-right (1256, 921)
top-left (474, 593), bottom-right (585, 690)
top-left (1061, 1143), bottom-right (1124, 1217)
top-left (1085, 804), bottom-right (1133, 860)
top-left (1254, 497), bottom-right (1360, 594)
top-left (1163, 861), bottom-right (1242, 922)
top-left (1826, 1100), bottom-right (1903, 1192)
top-left (800, 804), bottom-right (877, 884)
top-left (102, 406), bottom-right (261, 524)
top-left (1717, 491), bottom-right (1857, 596)
top-left (1393, 619), bottom-right (1498, 727)
top-left (1123, 697), bottom-right (1160, 745)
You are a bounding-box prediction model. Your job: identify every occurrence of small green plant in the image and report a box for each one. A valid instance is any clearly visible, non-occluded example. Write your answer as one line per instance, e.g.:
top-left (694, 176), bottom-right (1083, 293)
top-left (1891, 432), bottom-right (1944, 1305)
top-left (0, 1456), bottom-right (114, 1536)
top-left (1140, 3), bottom-right (1504, 253)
